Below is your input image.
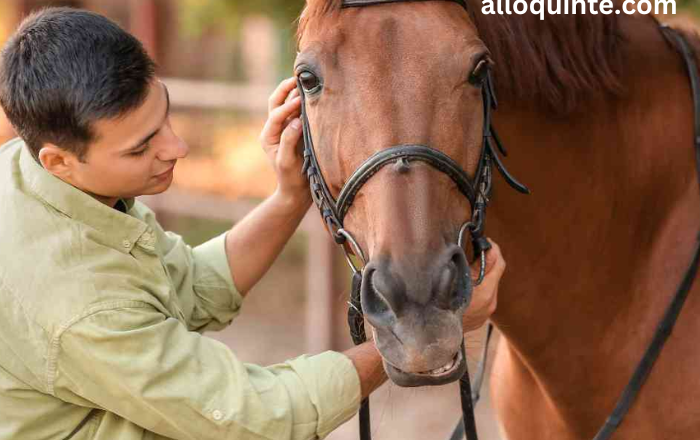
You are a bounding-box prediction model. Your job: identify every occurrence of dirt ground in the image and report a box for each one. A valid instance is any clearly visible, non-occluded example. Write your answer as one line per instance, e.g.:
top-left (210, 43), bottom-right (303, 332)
top-left (206, 240), bottom-right (504, 440)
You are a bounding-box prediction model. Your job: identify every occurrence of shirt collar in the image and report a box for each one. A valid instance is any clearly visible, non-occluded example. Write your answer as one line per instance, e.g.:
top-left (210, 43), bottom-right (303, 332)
top-left (19, 144), bottom-right (148, 254)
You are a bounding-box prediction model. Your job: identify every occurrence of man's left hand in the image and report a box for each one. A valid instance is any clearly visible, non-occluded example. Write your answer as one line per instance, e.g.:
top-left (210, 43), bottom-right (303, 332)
top-left (463, 239), bottom-right (505, 332)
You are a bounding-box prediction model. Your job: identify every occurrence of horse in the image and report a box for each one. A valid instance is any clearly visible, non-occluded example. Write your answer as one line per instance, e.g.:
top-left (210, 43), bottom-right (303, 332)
top-left (295, 1), bottom-right (700, 439)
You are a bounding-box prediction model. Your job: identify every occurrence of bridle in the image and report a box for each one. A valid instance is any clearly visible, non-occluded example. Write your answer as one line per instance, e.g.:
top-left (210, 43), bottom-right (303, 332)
top-left (297, 2), bottom-right (700, 440)
top-left (298, 0), bottom-right (528, 279)
top-left (297, 1), bottom-right (528, 439)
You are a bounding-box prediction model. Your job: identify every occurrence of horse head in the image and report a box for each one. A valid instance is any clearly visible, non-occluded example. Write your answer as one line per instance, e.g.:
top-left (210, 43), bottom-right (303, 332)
top-left (296, 0), bottom-right (499, 387)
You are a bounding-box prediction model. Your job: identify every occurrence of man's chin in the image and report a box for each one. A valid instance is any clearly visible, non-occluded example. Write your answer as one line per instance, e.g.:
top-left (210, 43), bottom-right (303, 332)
top-left (117, 183), bottom-right (172, 201)
top-left (143, 177), bottom-right (174, 196)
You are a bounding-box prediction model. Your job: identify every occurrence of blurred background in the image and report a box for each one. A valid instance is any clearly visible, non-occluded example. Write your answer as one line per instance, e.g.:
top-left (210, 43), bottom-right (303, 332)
top-left (0, 1), bottom-right (698, 439)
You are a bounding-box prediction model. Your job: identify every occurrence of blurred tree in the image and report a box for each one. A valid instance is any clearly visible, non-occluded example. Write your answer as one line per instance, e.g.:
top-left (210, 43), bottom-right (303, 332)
top-left (177, 0), bottom-right (307, 80)
top-left (178, 0), bottom-right (306, 37)
top-left (678, 0), bottom-right (699, 17)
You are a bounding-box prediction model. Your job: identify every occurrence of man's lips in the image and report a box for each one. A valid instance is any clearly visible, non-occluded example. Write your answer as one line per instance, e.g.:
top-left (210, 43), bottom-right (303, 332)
top-left (154, 163), bottom-right (175, 178)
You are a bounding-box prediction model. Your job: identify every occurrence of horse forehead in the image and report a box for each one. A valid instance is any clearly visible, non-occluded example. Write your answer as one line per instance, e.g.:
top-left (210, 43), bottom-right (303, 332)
top-left (339, 4), bottom-right (474, 53)
top-left (304, 3), bottom-right (476, 59)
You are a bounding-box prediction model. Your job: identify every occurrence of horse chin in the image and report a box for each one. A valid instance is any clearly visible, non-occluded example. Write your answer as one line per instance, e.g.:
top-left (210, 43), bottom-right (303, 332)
top-left (382, 349), bottom-right (467, 387)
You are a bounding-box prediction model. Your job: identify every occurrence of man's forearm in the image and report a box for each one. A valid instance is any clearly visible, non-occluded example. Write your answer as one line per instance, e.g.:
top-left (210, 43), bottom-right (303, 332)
top-left (225, 191), bottom-right (311, 296)
top-left (344, 342), bottom-right (388, 399)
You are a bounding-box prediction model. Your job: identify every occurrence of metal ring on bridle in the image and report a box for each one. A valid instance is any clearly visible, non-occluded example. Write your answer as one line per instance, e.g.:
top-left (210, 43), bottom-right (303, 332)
top-left (337, 228), bottom-right (367, 274)
top-left (458, 222), bottom-right (487, 286)
top-left (458, 222), bottom-right (471, 249)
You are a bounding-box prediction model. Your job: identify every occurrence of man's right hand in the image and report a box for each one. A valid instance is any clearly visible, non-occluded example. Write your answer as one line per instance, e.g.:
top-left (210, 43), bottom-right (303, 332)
top-left (463, 239), bottom-right (505, 332)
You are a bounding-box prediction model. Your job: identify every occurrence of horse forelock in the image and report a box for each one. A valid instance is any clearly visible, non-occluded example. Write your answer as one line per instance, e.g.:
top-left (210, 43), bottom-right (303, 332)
top-left (297, 0), bottom-right (343, 44)
top-left (296, 0), bottom-right (632, 115)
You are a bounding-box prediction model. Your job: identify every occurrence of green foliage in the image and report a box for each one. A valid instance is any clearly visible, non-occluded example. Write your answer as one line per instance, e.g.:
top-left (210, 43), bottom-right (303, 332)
top-left (178, 0), bottom-right (306, 36)
top-left (678, 0), bottom-right (700, 17)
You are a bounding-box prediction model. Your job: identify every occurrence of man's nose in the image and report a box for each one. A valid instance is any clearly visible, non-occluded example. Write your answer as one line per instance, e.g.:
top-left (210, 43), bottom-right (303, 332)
top-left (157, 128), bottom-right (189, 162)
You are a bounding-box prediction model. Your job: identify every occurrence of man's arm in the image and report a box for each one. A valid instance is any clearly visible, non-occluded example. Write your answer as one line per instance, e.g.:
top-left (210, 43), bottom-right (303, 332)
top-left (54, 302), bottom-right (361, 440)
top-left (225, 190), bottom-right (309, 297)
top-left (226, 78), bottom-right (311, 296)
top-left (344, 342), bottom-right (388, 399)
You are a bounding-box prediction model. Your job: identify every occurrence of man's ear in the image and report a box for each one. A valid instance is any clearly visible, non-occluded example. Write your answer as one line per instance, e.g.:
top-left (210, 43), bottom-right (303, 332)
top-left (38, 144), bottom-right (77, 179)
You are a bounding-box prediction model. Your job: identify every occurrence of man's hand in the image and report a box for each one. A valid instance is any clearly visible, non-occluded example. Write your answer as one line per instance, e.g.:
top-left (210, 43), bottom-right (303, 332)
top-left (259, 77), bottom-right (311, 208)
top-left (463, 239), bottom-right (505, 332)
top-left (225, 78), bottom-right (313, 296)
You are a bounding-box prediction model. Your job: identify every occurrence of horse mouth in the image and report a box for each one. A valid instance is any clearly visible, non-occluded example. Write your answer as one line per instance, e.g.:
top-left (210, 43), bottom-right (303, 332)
top-left (383, 350), bottom-right (466, 387)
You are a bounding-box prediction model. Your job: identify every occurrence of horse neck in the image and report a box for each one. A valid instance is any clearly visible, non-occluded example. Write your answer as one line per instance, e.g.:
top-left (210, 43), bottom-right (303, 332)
top-left (486, 17), bottom-right (700, 383)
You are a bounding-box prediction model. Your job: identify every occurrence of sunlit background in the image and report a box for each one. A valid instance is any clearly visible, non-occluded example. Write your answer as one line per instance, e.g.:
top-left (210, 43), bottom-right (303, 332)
top-left (0, 1), bottom-right (698, 439)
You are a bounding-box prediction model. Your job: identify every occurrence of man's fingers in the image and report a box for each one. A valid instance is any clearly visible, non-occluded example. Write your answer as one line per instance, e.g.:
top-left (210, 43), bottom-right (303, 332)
top-left (287, 88), bottom-right (300, 102)
top-left (261, 96), bottom-right (301, 145)
top-left (278, 118), bottom-right (303, 170)
top-left (268, 77), bottom-right (299, 113)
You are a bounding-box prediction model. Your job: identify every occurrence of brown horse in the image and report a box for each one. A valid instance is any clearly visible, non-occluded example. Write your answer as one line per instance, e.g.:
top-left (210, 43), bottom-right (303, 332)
top-left (296, 1), bottom-right (700, 439)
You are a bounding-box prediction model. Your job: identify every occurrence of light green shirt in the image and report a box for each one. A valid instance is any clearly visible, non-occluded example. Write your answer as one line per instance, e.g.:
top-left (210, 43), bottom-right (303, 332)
top-left (0, 139), bottom-right (361, 440)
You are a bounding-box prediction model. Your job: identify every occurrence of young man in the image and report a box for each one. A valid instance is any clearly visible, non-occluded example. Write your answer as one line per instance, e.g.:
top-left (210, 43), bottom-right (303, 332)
top-left (0, 7), bottom-right (505, 440)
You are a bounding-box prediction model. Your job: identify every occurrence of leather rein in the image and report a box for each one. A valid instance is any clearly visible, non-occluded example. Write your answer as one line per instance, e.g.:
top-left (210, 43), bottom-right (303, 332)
top-left (297, 1), bottom-right (700, 439)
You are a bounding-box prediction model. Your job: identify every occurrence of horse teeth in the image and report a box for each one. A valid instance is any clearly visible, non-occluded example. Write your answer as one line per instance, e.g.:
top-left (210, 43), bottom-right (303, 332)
top-left (428, 359), bottom-right (456, 375)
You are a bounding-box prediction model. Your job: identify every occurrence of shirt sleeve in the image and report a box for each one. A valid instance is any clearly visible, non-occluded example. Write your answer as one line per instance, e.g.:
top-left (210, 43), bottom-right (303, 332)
top-left (133, 201), bottom-right (242, 333)
top-left (51, 302), bottom-right (361, 440)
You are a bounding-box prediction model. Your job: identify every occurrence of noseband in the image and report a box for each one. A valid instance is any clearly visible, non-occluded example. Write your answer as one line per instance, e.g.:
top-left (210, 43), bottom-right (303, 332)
top-left (297, 1), bottom-right (528, 439)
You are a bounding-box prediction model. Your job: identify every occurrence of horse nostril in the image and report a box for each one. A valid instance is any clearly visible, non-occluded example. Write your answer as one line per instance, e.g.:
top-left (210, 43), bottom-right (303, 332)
top-left (434, 246), bottom-right (471, 311)
top-left (437, 261), bottom-right (458, 305)
top-left (368, 272), bottom-right (391, 315)
top-left (361, 268), bottom-right (398, 326)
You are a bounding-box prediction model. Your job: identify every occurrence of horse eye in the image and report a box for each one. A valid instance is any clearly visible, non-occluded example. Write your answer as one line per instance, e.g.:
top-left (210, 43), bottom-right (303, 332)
top-left (469, 59), bottom-right (490, 86)
top-left (299, 71), bottom-right (322, 93)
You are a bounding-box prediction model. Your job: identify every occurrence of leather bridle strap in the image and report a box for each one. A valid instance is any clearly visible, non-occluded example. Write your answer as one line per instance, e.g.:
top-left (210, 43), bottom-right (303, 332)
top-left (449, 21), bottom-right (700, 440)
top-left (590, 24), bottom-right (700, 440)
top-left (450, 23), bottom-right (700, 440)
top-left (337, 145), bottom-right (478, 219)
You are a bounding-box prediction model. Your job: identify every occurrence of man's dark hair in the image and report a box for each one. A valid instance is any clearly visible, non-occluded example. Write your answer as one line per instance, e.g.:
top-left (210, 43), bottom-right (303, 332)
top-left (0, 7), bottom-right (156, 161)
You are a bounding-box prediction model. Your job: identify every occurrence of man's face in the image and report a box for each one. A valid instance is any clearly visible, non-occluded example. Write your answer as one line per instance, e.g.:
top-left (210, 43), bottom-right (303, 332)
top-left (67, 80), bottom-right (188, 204)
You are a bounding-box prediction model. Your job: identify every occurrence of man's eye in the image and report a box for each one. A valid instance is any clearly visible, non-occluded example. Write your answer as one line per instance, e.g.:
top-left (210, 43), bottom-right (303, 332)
top-left (130, 146), bottom-right (149, 156)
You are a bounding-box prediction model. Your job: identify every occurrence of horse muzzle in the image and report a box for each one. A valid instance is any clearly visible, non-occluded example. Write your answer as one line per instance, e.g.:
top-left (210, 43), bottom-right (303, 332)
top-left (361, 244), bottom-right (472, 386)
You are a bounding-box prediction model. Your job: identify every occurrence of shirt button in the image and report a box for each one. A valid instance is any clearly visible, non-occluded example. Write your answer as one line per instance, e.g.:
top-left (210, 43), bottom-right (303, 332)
top-left (212, 410), bottom-right (223, 421)
top-left (122, 240), bottom-right (131, 249)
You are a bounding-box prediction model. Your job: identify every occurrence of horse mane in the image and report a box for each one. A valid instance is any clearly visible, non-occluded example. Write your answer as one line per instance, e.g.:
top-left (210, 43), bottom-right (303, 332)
top-left (297, 1), bottom-right (697, 114)
top-left (468, 1), bottom-right (624, 113)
